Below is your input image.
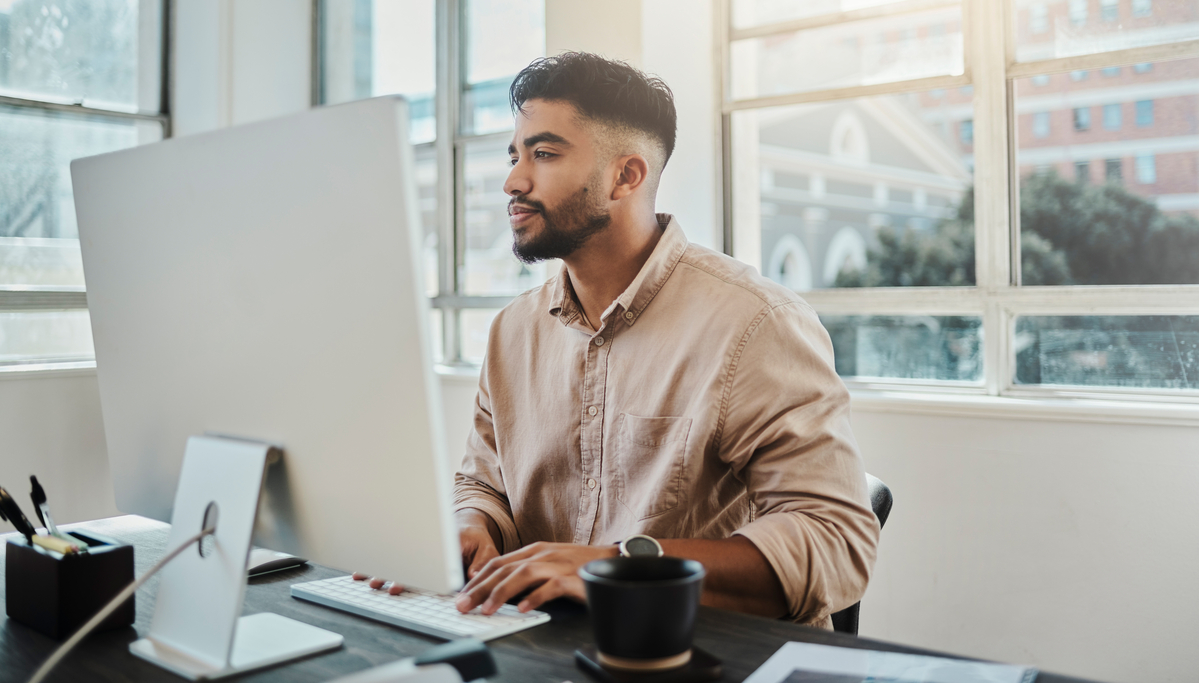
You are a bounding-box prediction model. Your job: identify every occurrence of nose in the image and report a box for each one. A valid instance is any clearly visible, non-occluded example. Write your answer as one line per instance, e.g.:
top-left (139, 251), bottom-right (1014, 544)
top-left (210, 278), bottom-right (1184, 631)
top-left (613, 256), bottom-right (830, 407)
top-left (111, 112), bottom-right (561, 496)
top-left (504, 156), bottom-right (531, 197)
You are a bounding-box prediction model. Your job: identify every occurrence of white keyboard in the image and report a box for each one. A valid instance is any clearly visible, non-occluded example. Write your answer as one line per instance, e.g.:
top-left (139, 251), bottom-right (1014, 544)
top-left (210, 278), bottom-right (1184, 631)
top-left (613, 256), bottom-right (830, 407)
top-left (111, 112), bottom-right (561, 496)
top-left (290, 575), bottom-right (550, 641)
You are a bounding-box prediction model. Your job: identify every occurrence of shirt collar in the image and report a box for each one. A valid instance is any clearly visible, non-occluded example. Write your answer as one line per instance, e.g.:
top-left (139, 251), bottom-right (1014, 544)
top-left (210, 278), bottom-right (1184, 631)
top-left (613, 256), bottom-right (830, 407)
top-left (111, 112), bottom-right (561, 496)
top-left (547, 213), bottom-right (689, 327)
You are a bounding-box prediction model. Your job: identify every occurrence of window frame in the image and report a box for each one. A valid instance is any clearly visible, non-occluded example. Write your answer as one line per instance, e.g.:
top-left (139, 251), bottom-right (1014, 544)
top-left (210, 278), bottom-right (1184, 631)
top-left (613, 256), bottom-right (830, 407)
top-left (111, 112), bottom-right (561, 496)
top-left (717, 0), bottom-right (1199, 403)
top-left (0, 0), bottom-right (171, 367)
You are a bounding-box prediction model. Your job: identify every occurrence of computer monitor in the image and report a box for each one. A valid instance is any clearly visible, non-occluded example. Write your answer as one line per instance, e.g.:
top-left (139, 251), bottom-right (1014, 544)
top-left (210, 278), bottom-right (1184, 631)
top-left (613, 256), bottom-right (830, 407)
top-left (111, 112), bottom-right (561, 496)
top-left (71, 96), bottom-right (464, 595)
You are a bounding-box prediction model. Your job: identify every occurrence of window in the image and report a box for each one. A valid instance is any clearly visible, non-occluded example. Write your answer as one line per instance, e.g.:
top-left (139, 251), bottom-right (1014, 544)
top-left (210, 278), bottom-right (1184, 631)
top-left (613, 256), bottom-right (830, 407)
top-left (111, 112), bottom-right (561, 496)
top-left (1135, 153), bottom-right (1156, 184)
top-left (725, 1), bottom-right (1199, 397)
top-left (1100, 0), bottom-right (1119, 22)
top-left (1074, 160), bottom-right (1091, 183)
top-left (1135, 99), bottom-right (1154, 126)
top-left (1132, 0), bottom-right (1152, 17)
top-left (318, 0), bottom-right (545, 363)
top-left (1068, 0), bottom-right (1087, 26)
top-left (0, 0), bottom-right (167, 368)
top-left (1105, 158), bottom-right (1123, 183)
top-left (1032, 112), bottom-right (1051, 138)
top-left (1102, 103), bottom-right (1122, 130)
top-left (1073, 107), bottom-right (1091, 131)
top-left (1030, 3), bottom-right (1048, 34)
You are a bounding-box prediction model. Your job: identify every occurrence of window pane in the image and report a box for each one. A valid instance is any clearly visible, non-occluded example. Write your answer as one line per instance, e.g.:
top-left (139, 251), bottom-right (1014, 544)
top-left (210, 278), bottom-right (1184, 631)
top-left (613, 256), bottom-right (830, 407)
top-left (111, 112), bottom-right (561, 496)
top-left (821, 315), bottom-right (983, 382)
top-left (462, 137), bottom-right (556, 296)
top-left (1012, 0), bottom-right (1199, 62)
top-left (414, 145), bottom-right (438, 297)
top-left (462, 0), bottom-right (544, 136)
top-left (0, 0), bottom-right (160, 110)
top-left (731, 0), bottom-right (923, 29)
top-left (729, 6), bottom-right (963, 101)
top-left (0, 310), bottom-right (93, 365)
top-left (461, 308), bottom-right (499, 364)
top-left (319, 0), bottom-right (436, 144)
top-left (1015, 316), bottom-right (1199, 390)
top-left (0, 105), bottom-right (162, 287)
top-left (1013, 58), bottom-right (1199, 285)
top-left (731, 89), bottom-right (975, 290)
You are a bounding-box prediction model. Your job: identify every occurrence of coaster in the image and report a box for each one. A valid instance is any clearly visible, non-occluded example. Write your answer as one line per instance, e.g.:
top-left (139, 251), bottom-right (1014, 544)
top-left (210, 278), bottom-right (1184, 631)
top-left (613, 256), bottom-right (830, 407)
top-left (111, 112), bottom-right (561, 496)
top-left (574, 646), bottom-right (722, 683)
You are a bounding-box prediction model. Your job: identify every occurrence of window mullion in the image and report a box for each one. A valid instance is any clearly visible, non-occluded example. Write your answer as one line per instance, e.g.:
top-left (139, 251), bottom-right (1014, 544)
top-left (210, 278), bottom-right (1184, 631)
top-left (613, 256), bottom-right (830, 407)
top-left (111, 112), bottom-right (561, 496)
top-left (436, 0), bottom-right (461, 363)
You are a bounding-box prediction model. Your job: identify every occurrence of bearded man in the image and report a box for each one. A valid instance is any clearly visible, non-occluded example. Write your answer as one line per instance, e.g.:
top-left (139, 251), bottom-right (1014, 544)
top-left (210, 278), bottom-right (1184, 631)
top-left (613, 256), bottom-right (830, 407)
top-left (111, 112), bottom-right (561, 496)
top-left (368, 53), bottom-right (879, 628)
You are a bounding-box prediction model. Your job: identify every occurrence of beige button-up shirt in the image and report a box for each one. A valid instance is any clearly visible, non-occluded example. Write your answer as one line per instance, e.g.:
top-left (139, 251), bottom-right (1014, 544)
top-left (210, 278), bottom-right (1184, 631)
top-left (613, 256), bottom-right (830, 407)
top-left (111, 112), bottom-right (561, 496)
top-left (454, 214), bottom-right (879, 626)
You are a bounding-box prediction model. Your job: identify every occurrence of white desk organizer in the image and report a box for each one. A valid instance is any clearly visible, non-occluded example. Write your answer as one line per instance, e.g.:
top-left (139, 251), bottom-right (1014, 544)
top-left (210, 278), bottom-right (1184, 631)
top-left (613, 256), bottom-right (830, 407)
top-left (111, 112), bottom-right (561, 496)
top-left (130, 435), bottom-right (343, 679)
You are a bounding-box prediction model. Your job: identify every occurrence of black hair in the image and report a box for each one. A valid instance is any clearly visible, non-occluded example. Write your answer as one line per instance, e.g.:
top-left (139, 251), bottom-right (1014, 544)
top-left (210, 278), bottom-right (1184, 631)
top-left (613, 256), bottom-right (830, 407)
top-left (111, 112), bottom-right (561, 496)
top-left (509, 52), bottom-right (677, 167)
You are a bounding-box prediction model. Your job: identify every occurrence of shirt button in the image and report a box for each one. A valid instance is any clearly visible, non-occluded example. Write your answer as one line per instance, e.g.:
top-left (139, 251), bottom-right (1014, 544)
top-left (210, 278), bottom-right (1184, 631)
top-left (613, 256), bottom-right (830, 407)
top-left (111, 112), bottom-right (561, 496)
top-left (594, 337), bottom-right (605, 346)
top-left (624, 311), bottom-right (635, 320)
top-left (587, 478), bottom-right (597, 490)
top-left (588, 406), bottom-right (598, 416)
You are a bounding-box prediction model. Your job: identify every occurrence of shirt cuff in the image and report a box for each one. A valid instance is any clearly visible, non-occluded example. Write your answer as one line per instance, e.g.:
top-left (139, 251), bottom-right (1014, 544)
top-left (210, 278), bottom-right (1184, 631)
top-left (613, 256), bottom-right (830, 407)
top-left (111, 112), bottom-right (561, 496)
top-left (453, 498), bottom-right (521, 554)
top-left (734, 512), bottom-right (833, 626)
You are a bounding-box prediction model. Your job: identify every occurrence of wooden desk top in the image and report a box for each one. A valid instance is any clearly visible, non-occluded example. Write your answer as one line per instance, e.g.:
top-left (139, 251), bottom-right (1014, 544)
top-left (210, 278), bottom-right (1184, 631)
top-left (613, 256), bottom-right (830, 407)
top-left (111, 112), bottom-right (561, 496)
top-left (2, 516), bottom-right (1098, 683)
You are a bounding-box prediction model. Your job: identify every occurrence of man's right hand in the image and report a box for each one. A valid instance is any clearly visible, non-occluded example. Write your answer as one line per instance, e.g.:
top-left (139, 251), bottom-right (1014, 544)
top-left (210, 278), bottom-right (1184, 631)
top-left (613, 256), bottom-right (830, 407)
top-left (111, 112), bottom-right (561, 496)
top-left (352, 508), bottom-right (502, 591)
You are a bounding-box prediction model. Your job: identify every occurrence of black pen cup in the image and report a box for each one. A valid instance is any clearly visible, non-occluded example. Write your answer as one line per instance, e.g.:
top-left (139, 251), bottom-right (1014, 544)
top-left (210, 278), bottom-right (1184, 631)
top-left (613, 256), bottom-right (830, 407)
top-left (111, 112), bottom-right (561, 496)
top-left (5, 530), bottom-right (135, 640)
top-left (579, 556), bottom-right (705, 672)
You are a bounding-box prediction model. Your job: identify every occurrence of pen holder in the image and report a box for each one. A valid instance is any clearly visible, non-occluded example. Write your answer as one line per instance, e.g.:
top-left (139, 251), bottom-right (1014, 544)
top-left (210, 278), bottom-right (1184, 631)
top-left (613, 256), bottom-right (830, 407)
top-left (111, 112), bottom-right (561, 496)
top-left (5, 530), bottom-right (135, 640)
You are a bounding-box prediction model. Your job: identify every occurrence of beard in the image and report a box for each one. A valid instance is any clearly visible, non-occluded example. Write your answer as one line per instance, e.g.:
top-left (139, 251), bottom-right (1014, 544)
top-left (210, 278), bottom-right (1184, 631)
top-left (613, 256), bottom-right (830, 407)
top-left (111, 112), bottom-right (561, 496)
top-left (510, 175), bottom-right (611, 264)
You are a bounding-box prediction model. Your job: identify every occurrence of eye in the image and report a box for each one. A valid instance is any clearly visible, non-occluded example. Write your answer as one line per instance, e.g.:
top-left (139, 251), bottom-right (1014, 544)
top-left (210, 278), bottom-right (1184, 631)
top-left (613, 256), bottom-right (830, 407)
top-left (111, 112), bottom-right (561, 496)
top-left (509, 156), bottom-right (519, 167)
top-left (534, 150), bottom-right (555, 159)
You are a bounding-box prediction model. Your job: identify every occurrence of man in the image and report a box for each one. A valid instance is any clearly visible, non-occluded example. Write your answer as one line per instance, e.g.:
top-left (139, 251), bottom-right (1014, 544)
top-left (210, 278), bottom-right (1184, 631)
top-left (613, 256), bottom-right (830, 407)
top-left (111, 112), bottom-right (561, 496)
top-left (367, 53), bottom-right (879, 628)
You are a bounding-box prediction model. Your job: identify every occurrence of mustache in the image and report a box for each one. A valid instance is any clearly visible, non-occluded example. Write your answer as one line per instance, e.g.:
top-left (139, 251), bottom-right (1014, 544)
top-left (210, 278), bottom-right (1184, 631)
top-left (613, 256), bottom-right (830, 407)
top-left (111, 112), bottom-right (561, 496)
top-left (508, 198), bottom-right (546, 215)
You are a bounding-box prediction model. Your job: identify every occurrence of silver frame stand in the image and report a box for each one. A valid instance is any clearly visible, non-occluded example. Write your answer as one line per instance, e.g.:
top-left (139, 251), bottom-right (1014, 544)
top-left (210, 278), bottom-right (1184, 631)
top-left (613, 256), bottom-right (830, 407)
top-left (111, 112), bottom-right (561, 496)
top-left (129, 435), bottom-right (342, 680)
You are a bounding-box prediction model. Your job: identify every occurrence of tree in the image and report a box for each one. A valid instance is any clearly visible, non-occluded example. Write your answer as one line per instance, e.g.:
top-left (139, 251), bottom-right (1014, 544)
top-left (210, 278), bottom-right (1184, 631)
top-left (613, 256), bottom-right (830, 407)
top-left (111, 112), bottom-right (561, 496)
top-left (835, 171), bottom-right (1199, 287)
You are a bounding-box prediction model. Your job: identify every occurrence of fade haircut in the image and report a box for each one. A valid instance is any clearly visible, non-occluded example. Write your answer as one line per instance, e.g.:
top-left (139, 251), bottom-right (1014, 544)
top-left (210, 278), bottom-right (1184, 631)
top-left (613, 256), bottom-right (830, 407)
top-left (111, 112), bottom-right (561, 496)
top-left (509, 52), bottom-right (677, 172)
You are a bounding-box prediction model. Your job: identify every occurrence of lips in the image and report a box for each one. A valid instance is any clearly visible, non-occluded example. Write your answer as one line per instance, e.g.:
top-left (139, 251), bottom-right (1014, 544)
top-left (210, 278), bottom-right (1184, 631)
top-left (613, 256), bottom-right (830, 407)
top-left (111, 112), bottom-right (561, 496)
top-left (508, 202), bottom-right (542, 226)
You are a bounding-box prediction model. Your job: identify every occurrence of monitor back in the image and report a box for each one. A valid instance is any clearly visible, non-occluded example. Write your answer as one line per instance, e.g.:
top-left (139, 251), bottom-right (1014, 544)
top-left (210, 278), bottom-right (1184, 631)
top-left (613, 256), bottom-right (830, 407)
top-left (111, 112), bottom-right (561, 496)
top-left (71, 96), bottom-right (463, 594)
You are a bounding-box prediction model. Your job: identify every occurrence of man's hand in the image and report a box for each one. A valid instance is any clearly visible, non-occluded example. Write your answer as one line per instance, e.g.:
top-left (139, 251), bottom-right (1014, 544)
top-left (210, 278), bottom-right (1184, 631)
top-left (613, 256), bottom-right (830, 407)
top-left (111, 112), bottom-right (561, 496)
top-left (455, 542), bottom-right (617, 615)
top-left (352, 509), bottom-right (503, 593)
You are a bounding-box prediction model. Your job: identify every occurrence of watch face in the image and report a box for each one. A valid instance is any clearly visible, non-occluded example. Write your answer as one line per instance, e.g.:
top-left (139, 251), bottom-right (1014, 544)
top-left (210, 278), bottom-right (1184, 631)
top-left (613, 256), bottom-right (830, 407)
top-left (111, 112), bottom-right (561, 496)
top-left (624, 536), bottom-right (660, 557)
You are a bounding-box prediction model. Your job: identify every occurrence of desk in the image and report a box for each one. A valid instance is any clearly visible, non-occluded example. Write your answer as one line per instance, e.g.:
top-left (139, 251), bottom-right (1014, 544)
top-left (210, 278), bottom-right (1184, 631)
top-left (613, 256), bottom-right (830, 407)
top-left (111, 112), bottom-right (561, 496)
top-left (2, 516), bottom-right (1098, 683)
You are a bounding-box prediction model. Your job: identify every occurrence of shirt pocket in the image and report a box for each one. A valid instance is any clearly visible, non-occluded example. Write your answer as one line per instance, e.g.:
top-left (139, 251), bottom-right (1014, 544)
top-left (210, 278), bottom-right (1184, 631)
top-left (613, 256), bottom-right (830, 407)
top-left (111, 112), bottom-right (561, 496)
top-left (613, 413), bottom-right (692, 520)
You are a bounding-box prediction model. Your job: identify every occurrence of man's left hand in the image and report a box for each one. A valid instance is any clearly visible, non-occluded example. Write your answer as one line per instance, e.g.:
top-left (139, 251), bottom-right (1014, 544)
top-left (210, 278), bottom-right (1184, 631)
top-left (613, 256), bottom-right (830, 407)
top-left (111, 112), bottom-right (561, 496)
top-left (455, 542), bottom-right (617, 614)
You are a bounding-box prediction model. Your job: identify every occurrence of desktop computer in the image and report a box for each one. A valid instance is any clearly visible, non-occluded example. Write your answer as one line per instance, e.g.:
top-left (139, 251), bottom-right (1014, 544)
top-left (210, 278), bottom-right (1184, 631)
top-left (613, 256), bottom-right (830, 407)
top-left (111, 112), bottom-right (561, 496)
top-left (71, 96), bottom-right (545, 678)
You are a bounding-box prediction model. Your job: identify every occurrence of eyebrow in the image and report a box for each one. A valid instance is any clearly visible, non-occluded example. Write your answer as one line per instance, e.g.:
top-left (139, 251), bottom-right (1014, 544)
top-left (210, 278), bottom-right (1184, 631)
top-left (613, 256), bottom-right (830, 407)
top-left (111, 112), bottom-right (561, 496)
top-left (508, 131), bottom-right (572, 155)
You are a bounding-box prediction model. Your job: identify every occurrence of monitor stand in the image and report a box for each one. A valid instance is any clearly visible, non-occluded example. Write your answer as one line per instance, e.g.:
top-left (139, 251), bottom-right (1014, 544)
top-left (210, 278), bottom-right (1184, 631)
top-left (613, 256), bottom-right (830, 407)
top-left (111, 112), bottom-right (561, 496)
top-left (129, 435), bottom-right (343, 680)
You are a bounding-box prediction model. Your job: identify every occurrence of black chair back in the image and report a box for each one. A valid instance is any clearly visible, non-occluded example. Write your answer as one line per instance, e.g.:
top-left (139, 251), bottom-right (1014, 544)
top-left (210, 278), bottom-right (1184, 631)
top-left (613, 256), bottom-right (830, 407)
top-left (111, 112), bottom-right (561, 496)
top-left (830, 473), bottom-right (892, 635)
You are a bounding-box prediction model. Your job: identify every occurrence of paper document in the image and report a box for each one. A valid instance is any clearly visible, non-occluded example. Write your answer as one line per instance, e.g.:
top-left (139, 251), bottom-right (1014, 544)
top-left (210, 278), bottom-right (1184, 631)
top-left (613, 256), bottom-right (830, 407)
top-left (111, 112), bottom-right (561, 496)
top-left (745, 642), bottom-right (1038, 683)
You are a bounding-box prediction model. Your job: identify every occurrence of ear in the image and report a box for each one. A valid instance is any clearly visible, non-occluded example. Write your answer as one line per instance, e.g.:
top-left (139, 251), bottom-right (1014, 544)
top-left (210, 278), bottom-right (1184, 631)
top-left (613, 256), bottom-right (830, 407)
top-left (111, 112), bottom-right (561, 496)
top-left (610, 154), bottom-right (651, 201)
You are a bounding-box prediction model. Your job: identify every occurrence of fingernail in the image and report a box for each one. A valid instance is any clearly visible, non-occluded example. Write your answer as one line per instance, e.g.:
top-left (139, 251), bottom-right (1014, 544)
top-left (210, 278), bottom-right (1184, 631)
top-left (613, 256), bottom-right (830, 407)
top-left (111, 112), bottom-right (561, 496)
top-left (517, 601), bottom-right (529, 612)
top-left (455, 594), bottom-right (470, 610)
top-left (481, 600), bottom-right (495, 613)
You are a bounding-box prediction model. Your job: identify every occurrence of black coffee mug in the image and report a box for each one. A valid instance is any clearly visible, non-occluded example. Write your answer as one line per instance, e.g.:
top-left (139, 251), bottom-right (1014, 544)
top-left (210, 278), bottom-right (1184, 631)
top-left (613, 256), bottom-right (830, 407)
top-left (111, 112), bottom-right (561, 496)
top-left (579, 556), bottom-right (705, 672)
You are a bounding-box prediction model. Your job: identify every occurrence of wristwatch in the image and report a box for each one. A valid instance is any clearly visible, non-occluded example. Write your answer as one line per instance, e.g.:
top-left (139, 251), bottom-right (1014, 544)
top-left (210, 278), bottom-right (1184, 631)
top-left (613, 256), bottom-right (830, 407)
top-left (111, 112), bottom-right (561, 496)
top-left (618, 534), bottom-right (664, 558)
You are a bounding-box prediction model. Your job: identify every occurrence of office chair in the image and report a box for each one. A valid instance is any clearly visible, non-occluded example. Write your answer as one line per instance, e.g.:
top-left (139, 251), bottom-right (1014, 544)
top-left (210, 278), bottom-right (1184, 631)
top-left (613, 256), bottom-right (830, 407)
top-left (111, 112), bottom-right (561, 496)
top-left (830, 472), bottom-right (892, 636)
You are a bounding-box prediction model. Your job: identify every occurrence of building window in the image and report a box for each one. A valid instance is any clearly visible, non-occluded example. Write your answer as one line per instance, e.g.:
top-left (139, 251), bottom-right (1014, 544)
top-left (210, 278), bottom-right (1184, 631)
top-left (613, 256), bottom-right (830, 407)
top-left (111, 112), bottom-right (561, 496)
top-left (1134, 63), bottom-right (1153, 73)
top-left (1075, 160), bottom-right (1091, 183)
top-left (1135, 153), bottom-right (1157, 184)
top-left (1074, 107), bottom-right (1092, 131)
top-left (1031, 74), bottom-right (1051, 86)
top-left (1132, 0), bottom-right (1152, 17)
top-left (1100, 0), bottom-right (1119, 22)
top-left (1030, 3), bottom-right (1049, 33)
top-left (1102, 103), bottom-right (1122, 130)
top-left (1032, 112), bottom-right (1051, 138)
top-left (1102, 66), bottom-right (1121, 77)
top-left (1069, 0), bottom-right (1088, 26)
top-left (1105, 158), bottom-right (1123, 183)
top-left (960, 119), bottom-right (974, 145)
top-left (1070, 70), bottom-right (1089, 81)
top-left (0, 0), bottom-right (167, 367)
top-left (1135, 100), bottom-right (1154, 126)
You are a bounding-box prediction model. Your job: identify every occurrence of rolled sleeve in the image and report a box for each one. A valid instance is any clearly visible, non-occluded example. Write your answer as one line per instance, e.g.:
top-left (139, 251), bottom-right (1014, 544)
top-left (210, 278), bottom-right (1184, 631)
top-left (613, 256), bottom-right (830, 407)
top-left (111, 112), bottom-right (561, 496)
top-left (722, 302), bottom-right (880, 625)
top-left (452, 360), bottom-right (521, 554)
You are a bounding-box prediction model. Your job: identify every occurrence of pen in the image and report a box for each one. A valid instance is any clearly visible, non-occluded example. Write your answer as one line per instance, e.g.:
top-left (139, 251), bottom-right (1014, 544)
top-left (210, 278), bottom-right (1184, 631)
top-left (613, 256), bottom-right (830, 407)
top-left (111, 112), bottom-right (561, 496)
top-left (0, 485), bottom-right (37, 543)
top-left (30, 476), bottom-right (79, 547)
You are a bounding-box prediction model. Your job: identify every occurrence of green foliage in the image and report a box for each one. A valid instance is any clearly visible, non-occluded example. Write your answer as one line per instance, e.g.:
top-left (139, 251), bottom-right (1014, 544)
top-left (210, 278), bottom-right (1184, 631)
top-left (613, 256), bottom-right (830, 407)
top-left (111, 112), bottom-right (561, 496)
top-left (836, 171), bottom-right (1199, 287)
